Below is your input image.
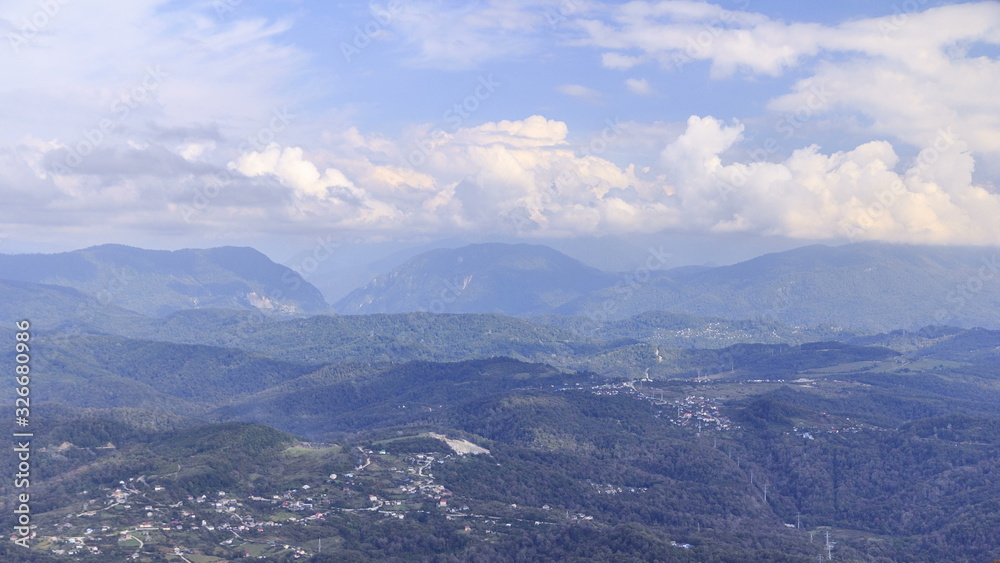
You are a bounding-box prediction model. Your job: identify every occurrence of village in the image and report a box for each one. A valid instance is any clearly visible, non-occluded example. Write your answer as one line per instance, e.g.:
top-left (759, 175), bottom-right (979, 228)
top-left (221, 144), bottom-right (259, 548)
top-left (17, 437), bottom-right (607, 561)
top-left (14, 378), bottom-right (877, 561)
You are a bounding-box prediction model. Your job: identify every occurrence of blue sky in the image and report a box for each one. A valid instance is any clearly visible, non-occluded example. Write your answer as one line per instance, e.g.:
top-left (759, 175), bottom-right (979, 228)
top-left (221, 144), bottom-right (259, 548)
top-left (2, 0), bottom-right (1000, 262)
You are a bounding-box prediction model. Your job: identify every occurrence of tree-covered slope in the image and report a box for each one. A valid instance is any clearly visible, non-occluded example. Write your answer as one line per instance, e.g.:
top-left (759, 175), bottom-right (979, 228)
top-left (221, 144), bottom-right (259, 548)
top-left (335, 243), bottom-right (615, 315)
top-left (0, 244), bottom-right (330, 316)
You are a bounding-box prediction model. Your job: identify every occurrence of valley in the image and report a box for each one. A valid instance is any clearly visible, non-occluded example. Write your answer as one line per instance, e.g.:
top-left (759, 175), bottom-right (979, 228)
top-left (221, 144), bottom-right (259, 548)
top-left (0, 242), bottom-right (998, 562)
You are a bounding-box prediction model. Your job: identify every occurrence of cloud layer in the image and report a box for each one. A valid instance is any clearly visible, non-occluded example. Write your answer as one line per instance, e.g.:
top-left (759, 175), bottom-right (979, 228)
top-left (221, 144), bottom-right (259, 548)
top-left (2, 0), bottom-right (999, 249)
top-left (215, 113), bottom-right (998, 244)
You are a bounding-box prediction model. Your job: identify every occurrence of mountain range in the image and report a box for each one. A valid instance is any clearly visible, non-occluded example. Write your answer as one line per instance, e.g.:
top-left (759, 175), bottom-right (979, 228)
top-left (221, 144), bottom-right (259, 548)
top-left (2, 241), bottom-right (998, 332)
top-left (3, 240), bottom-right (1000, 561)
top-left (0, 244), bottom-right (329, 322)
top-left (335, 242), bottom-right (1000, 331)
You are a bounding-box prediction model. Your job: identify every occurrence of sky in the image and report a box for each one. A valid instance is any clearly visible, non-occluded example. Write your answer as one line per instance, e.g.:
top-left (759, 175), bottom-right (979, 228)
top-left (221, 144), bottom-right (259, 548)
top-left (2, 0), bottom-right (1000, 264)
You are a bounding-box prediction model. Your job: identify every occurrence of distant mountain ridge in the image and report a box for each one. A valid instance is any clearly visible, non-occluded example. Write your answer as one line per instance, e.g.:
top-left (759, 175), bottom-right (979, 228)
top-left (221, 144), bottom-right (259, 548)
top-left (337, 242), bottom-right (1000, 331)
top-left (0, 244), bottom-right (330, 317)
top-left (335, 243), bottom-right (615, 316)
top-left (558, 242), bottom-right (1000, 331)
top-left (3, 241), bottom-right (998, 332)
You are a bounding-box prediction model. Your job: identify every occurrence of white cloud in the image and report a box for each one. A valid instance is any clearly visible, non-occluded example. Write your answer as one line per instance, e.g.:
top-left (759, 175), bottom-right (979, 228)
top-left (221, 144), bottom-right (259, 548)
top-left (178, 141), bottom-right (215, 161)
top-left (575, 2), bottom-right (820, 77)
top-left (453, 115), bottom-right (570, 147)
top-left (233, 144), bottom-right (402, 227)
top-left (375, 0), bottom-right (550, 69)
top-left (602, 52), bottom-right (642, 69)
top-left (770, 54), bottom-right (1000, 156)
top-left (215, 115), bottom-right (679, 237)
top-left (579, 2), bottom-right (1000, 158)
top-left (658, 115), bottom-right (1000, 244)
top-left (3, 0), bottom-right (999, 249)
top-left (625, 78), bottom-right (654, 95)
top-left (0, 1), bottom-right (311, 145)
top-left (557, 84), bottom-right (605, 104)
top-left (0, 0), bottom-right (322, 242)
top-left (218, 113), bottom-right (1000, 245)
top-left (235, 145), bottom-right (356, 199)
top-left (6, 107), bottom-right (1000, 245)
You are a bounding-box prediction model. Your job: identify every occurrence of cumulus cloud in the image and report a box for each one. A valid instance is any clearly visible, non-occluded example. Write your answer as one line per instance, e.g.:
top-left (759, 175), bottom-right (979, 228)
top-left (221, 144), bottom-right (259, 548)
top-left (233, 144), bottom-right (402, 227)
top-left (658, 116), bottom-right (1000, 244)
top-left (379, 0), bottom-right (1000, 162)
top-left (216, 113), bottom-right (1000, 245)
top-left (235, 145), bottom-right (355, 199)
top-left (5, 108), bottom-right (1000, 245)
top-left (770, 54), bottom-right (1000, 156)
top-left (215, 115), bottom-right (679, 237)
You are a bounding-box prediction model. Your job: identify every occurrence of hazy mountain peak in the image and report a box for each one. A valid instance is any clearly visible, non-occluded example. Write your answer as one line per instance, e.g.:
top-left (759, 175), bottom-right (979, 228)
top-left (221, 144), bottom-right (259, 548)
top-left (336, 243), bottom-right (614, 316)
top-left (0, 245), bottom-right (329, 318)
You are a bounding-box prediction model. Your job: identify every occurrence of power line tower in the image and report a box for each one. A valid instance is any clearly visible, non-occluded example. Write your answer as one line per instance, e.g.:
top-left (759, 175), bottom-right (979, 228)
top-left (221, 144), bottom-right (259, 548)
top-left (825, 531), bottom-right (835, 560)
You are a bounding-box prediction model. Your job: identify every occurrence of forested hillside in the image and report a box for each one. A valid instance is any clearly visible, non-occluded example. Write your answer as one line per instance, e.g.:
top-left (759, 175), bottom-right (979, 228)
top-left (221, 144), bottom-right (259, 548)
top-left (2, 242), bottom-right (999, 561)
